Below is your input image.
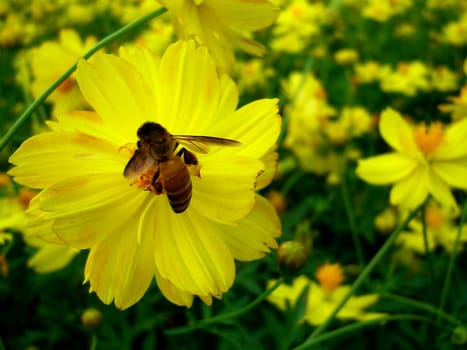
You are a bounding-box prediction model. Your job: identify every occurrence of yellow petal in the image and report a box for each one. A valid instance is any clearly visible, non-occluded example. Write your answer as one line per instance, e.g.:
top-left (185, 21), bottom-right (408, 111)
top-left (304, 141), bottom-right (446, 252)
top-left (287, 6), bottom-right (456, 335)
top-left (155, 272), bottom-right (194, 307)
top-left (157, 40), bottom-right (221, 134)
top-left (426, 168), bottom-right (458, 210)
top-left (256, 148), bottom-right (278, 190)
top-left (84, 212), bottom-right (155, 310)
top-left (76, 54), bottom-right (155, 144)
top-left (27, 242), bottom-right (79, 273)
top-left (191, 156), bottom-right (263, 223)
top-left (356, 153), bottom-right (418, 184)
top-left (217, 195), bottom-right (280, 261)
top-left (432, 159), bottom-right (467, 190)
top-left (8, 131), bottom-right (125, 189)
top-left (379, 108), bottom-right (417, 153)
top-left (153, 199), bottom-right (235, 296)
top-left (435, 118), bottom-right (467, 160)
top-left (37, 174), bottom-right (150, 248)
top-left (389, 167), bottom-right (429, 208)
top-left (209, 98), bottom-right (281, 159)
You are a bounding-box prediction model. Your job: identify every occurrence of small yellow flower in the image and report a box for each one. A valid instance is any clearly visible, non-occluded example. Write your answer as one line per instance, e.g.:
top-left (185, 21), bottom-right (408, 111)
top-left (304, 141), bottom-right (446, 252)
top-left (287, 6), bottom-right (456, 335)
top-left (30, 29), bottom-right (97, 117)
top-left (439, 86), bottom-right (467, 121)
top-left (380, 61), bottom-right (430, 96)
top-left (267, 273), bottom-right (385, 326)
top-left (354, 61), bottom-right (391, 84)
top-left (397, 200), bottom-right (467, 254)
top-left (9, 40), bottom-right (281, 309)
top-left (430, 66), bottom-right (458, 92)
top-left (356, 108), bottom-right (467, 210)
top-left (334, 49), bottom-right (359, 66)
top-left (157, 0), bottom-right (279, 71)
top-left (362, 0), bottom-right (413, 22)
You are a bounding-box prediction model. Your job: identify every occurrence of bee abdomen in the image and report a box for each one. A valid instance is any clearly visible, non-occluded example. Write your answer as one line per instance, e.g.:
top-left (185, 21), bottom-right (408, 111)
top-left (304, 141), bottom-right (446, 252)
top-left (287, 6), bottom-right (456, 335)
top-left (161, 160), bottom-right (192, 214)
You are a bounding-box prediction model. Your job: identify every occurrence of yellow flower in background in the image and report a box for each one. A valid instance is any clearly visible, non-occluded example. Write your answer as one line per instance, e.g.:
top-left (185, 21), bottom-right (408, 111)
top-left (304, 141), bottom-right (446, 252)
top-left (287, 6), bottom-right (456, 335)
top-left (354, 61), bottom-right (391, 84)
top-left (397, 200), bottom-right (467, 254)
top-left (430, 66), bottom-right (458, 92)
top-left (380, 61), bottom-right (430, 96)
top-left (271, 0), bottom-right (329, 54)
top-left (362, 0), bottom-right (413, 22)
top-left (356, 108), bottom-right (467, 210)
top-left (24, 235), bottom-right (80, 273)
top-left (441, 13), bottom-right (467, 46)
top-left (30, 29), bottom-right (97, 118)
top-left (267, 264), bottom-right (385, 326)
top-left (9, 40), bottom-right (281, 309)
top-left (232, 58), bottom-right (275, 93)
top-left (157, 0), bottom-right (279, 71)
top-left (334, 48), bottom-right (359, 66)
top-left (439, 86), bottom-right (467, 121)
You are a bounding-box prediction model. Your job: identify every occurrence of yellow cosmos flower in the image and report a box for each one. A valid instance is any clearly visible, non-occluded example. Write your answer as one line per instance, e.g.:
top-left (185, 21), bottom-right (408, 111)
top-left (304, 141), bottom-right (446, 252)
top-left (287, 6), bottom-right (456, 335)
top-left (268, 272), bottom-right (384, 326)
top-left (356, 108), bottom-right (467, 210)
top-left (9, 40), bottom-right (281, 309)
top-left (157, 0), bottom-right (279, 71)
top-left (30, 29), bottom-right (97, 117)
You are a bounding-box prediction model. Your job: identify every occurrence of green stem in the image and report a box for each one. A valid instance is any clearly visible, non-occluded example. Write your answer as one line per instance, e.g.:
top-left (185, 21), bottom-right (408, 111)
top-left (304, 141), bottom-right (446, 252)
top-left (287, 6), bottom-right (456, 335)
top-left (341, 172), bottom-right (365, 268)
top-left (303, 204), bottom-right (423, 340)
top-left (382, 293), bottom-right (462, 327)
top-left (165, 278), bottom-right (283, 335)
top-left (421, 202), bottom-right (436, 301)
top-left (293, 314), bottom-right (438, 350)
top-left (0, 7), bottom-right (167, 152)
top-left (438, 200), bottom-right (467, 324)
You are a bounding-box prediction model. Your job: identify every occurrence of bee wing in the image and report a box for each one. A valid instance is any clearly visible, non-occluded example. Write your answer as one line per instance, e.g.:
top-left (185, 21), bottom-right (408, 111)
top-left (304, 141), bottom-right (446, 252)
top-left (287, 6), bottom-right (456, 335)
top-left (123, 150), bottom-right (155, 179)
top-left (172, 135), bottom-right (241, 154)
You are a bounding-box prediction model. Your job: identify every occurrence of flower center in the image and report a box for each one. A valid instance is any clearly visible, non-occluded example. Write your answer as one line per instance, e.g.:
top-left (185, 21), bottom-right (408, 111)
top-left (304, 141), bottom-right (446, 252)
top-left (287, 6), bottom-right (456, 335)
top-left (57, 77), bottom-right (74, 93)
top-left (413, 122), bottom-right (444, 157)
top-left (425, 206), bottom-right (444, 229)
top-left (315, 262), bottom-right (345, 294)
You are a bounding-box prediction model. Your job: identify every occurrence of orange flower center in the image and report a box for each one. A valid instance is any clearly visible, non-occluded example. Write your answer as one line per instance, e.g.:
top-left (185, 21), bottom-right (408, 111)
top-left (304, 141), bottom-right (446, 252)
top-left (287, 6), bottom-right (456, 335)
top-left (425, 206), bottom-right (444, 229)
top-left (315, 262), bottom-right (345, 294)
top-left (413, 122), bottom-right (444, 157)
top-left (57, 77), bottom-right (74, 93)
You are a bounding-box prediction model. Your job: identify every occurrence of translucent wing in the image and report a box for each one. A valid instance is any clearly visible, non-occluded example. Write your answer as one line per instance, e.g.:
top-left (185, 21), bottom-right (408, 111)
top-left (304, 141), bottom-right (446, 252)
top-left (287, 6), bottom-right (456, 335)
top-left (123, 150), bottom-right (155, 179)
top-left (172, 135), bottom-right (241, 154)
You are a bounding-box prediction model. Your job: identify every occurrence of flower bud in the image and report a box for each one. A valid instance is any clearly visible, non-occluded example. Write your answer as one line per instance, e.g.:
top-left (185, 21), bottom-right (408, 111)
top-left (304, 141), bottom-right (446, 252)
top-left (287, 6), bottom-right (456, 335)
top-left (277, 241), bottom-right (307, 271)
top-left (81, 308), bottom-right (103, 329)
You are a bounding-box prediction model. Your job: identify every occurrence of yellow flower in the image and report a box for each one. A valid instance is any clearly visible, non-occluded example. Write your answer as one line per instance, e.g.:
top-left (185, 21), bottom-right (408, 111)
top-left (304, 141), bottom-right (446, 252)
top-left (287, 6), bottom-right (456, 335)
top-left (362, 0), bottom-right (413, 22)
top-left (380, 61), bottom-right (430, 96)
top-left (271, 0), bottom-right (329, 53)
top-left (439, 86), bottom-right (467, 121)
top-left (356, 108), bottom-right (467, 210)
top-left (430, 66), bottom-right (458, 92)
top-left (9, 40), bottom-right (281, 309)
top-left (397, 200), bottom-right (467, 254)
top-left (267, 273), bottom-right (384, 326)
top-left (30, 29), bottom-right (97, 117)
top-left (333, 49), bottom-right (359, 66)
top-left (157, 0), bottom-right (279, 71)
top-left (354, 61), bottom-right (391, 84)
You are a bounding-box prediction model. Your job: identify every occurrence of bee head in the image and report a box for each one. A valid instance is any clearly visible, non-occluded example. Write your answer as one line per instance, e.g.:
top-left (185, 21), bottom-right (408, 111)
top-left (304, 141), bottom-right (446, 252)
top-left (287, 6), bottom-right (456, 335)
top-left (137, 122), bottom-right (173, 161)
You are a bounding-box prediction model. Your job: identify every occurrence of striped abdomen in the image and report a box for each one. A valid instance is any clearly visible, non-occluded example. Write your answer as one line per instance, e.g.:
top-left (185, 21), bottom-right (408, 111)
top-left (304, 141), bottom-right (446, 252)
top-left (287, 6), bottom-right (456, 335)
top-left (160, 157), bottom-right (192, 213)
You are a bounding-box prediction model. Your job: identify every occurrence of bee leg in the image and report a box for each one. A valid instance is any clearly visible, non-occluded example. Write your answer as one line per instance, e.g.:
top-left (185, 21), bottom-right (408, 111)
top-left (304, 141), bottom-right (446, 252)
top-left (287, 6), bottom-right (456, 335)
top-left (151, 169), bottom-right (163, 194)
top-left (177, 147), bottom-right (198, 165)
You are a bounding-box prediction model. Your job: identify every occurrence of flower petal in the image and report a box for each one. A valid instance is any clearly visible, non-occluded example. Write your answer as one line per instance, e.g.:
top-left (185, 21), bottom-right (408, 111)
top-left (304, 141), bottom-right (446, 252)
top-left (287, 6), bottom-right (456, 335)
top-left (84, 213), bottom-right (156, 310)
top-left (379, 108), bottom-right (417, 153)
top-left (426, 168), bottom-right (458, 210)
top-left (153, 199), bottom-right (235, 296)
top-left (217, 195), bottom-right (280, 261)
top-left (208, 98), bottom-right (281, 159)
top-left (191, 156), bottom-right (264, 223)
top-left (8, 131), bottom-right (126, 189)
top-left (36, 174), bottom-right (150, 248)
top-left (76, 53), bottom-right (155, 144)
top-left (435, 118), bottom-right (467, 160)
top-left (155, 272), bottom-right (194, 307)
top-left (389, 166), bottom-right (429, 208)
top-left (157, 40), bottom-right (221, 134)
top-left (432, 159), bottom-right (467, 190)
top-left (356, 153), bottom-right (418, 184)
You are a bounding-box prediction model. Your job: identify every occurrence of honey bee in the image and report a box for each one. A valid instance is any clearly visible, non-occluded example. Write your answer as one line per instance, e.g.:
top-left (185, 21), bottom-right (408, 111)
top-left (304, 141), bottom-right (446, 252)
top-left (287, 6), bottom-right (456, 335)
top-left (124, 122), bottom-right (240, 213)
